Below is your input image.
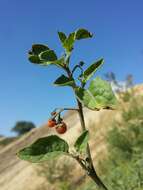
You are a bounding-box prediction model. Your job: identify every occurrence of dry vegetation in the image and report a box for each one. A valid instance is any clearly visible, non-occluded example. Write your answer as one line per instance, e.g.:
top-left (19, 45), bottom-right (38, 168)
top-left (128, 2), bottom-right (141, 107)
top-left (0, 85), bottom-right (142, 190)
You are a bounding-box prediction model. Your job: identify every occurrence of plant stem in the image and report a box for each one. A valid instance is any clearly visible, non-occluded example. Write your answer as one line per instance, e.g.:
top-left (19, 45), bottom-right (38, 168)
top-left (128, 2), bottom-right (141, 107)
top-left (52, 108), bottom-right (79, 119)
top-left (76, 100), bottom-right (109, 190)
top-left (65, 65), bottom-right (109, 190)
top-left (54, 108), bottom-right (79, 112)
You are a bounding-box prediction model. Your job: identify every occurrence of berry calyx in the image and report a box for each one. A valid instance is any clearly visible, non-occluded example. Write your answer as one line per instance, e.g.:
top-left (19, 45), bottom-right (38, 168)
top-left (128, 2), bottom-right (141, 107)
top-left (56, 122), bottom-right (67, 134)
top-left (47, 119), bottom-right (57, 128)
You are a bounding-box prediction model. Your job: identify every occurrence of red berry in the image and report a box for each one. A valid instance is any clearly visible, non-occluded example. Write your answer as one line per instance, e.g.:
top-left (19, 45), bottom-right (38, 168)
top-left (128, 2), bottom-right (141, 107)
top-left (47, 119), bottom-right (56, 128)
top-left (56, 122), bottom-right (67, 134)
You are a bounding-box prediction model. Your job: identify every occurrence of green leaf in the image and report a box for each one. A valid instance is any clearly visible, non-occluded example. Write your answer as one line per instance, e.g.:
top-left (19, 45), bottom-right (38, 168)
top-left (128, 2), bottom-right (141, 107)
top-left (40, 50), bottom-right (57, 61)
top-left (17, 135), bottom-right (69, 163)
top-left (74, 130), bottom-right (89, 153)
top-left (75, 77), bottom-right (117, 110)
top-left (29, 53), bottom-right (65, 67)
top-left (75, 28), bottom-right (93, 40)
top-left (28, 55), bottom-right (42, 64)
top-left (58, 31), bottom-right (67, 44)
top-left (28, 44), bottom-right (51, 65)
top-left (54, 74), bottom-right (74, 87)
top-left (59, 28), bottom-right (92, 53)
top-left (29, 47), bottom-right (65, 67)
top-left (82, 59), bottom-right (104, 82)
top-left (63, 32), bottom-right (75, 52)
top-left (32, 44), bottom-right (49, 55)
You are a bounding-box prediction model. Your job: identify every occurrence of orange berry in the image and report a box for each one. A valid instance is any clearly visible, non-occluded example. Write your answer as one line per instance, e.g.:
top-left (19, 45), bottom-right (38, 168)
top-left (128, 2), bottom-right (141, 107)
top-left (47, 119), bottom-right (56, 128)
top-left (56, 122), bottom-right (67, 134)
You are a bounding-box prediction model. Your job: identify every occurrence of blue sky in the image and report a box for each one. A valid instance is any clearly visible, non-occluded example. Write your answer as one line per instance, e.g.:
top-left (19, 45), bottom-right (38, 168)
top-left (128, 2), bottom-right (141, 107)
top-left (0, 0), bottom-right (143, 136)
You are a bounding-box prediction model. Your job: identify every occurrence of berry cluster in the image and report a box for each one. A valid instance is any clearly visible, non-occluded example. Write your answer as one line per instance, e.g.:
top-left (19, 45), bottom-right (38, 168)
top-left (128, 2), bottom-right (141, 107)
top-left (47, 112), bottom-right (67, 134)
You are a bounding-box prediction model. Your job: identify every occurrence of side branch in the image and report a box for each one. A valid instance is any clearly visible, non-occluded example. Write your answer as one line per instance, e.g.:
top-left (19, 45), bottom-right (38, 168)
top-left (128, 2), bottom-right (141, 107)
top-left (51, 107), bottom-right (79, 118)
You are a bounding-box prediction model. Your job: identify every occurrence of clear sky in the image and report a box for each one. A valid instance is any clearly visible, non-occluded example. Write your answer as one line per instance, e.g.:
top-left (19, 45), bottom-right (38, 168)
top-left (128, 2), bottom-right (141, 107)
top-left (0, 0), bottom-right (143, 136)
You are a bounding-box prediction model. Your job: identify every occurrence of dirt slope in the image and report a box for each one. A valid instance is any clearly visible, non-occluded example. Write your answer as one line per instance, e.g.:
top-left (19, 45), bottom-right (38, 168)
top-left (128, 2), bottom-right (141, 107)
top-left (0, 108), bottom-right (119, 190)
top-left (0, 84), bottom-right (142, 190)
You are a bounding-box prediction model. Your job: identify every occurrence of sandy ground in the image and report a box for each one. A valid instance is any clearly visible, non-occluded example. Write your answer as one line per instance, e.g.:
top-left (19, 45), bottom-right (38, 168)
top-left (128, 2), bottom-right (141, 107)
top-left (0, 107), bottom-right (120, 190)
top-left (0, 84), bottom-right (142, 190)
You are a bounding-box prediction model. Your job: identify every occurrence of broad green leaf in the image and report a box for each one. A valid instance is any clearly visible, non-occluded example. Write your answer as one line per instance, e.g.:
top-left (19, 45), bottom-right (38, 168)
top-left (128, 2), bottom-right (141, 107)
top-left (28, 55), bottom-right (42, 64)
top-left (28, 44), bottom-right (49, 64)
top-left (54, 74), bottom-right (74, 87)
top-left (74, 130), bottom-right (89, 153)
top-left (82, 59), bottom-right (104, 82)
top-left (28, 55), bottom-right (65, 67)
top-left (58, 31), bottom-right (67, 44)
top-left (63, 32), bottom-right (75, 52)
top-left (28, 44), bottom-right (65, 67)
top-left (32, 44), bottom-right (49, 55)
top-left (39, 50), bottom-right (57, 61)
top-left (17, 135), bottom-right (69, 163)
top-left (75, 28), bottom-right (93, 40)
top-left (28, 44), bottom-right (51, 65)
top-left (59, 28), bottom-right (92, 52)
top-left (75, 77), bottom-right (117, 110)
